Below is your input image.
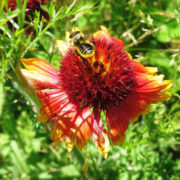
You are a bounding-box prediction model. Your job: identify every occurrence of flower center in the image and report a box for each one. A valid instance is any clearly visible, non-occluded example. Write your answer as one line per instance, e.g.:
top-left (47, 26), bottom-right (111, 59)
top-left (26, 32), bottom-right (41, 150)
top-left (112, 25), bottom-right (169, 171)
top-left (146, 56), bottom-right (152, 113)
top-left (60, 39), bottom-right (134, 109)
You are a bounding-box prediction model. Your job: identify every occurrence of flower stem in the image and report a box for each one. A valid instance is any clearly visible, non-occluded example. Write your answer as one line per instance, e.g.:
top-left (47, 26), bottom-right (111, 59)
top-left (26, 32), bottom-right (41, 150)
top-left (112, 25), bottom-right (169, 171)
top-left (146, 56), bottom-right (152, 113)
top-left (72, 146), bottom-right (94, 178)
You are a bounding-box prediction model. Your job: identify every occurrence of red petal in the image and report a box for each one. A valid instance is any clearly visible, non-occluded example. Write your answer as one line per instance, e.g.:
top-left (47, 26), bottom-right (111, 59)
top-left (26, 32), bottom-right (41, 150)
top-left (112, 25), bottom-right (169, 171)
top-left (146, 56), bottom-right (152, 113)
top-left (106, 60), bottom-right (172, 129)
top-left (37, 87), bottom-right (93, 151)
top-left (93, 26), bottom-right (124, 49)
top-left (133, 60), bottom-right (172, 104)
top-left (6, 0), bottom-right (17, 10)
top-left (51, 107), bottom-right (93, 152)
top-left (36, 89), bottom-right (75, 122)
top-left (75, 107), bottom-right (93, 150)
top-left (21, 58), bottom-right (60, 90)
top-left (92, 108), bottom-right (109, 158)
top-left (106, 104), bottom-right (129, 145)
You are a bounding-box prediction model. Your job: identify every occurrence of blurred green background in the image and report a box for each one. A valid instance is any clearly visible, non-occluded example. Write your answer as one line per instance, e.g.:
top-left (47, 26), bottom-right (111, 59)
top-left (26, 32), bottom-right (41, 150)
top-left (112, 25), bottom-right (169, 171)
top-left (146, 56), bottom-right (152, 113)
top-left (0, 0), bottom-right (180, 179)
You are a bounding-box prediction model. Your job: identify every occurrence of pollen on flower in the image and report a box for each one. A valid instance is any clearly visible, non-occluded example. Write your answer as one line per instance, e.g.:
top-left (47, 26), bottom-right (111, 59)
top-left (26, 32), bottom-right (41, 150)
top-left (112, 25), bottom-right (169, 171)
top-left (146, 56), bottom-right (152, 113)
top-left (21, 26), bottom-right (172, 157)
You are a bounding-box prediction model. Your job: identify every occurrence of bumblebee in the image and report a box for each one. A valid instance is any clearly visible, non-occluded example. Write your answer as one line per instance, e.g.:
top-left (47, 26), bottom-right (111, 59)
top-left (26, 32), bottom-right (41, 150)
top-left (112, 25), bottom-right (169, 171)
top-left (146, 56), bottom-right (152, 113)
top-left (66, 27), bottom-right (95, 58)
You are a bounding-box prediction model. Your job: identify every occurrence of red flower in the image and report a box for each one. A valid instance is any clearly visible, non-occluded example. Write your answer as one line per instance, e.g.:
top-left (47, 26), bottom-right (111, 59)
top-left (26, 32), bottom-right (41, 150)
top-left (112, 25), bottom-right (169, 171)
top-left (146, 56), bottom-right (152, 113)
top-left (3, 0), bottom-right (49, 35)
top-left (21, 26), bottom-right (172, 158)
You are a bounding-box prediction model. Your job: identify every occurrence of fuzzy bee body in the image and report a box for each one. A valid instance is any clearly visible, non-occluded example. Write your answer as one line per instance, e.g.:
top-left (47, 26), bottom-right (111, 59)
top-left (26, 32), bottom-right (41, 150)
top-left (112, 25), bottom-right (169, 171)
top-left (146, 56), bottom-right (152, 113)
top-left (76, 43), bottom-right (94, 56)
top-left (69, 31), bottom-right (84, 44)
top-left (67, 28), bottom-right (95, 58)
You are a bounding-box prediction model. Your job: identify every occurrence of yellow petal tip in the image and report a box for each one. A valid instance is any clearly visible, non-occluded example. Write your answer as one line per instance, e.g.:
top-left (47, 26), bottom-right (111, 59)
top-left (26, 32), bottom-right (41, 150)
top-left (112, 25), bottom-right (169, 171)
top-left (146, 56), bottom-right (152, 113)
top-left (65, 137), bottom-right (74, 153)
top-left (36, 112), bottom-right (49, 123)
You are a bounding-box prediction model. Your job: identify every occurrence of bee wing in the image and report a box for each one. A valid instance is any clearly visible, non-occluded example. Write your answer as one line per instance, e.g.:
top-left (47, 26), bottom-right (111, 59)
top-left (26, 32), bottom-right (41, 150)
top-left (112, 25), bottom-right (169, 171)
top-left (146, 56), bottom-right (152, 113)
top-left (56, 40), bottom-right (73, 56)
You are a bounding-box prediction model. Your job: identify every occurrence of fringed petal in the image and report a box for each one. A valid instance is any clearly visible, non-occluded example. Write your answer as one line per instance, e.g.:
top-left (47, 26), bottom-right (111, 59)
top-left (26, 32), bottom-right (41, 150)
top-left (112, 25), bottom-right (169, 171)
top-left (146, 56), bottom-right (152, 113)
top-left (21, 58), bottom-right (60, 90)
top-left (92, 108), bottom-right (109, 158)
top-left (51, 119), bottom-right (64, 142)
top-left (65, 134), bottom-right (75, 153)
top-left (51, 113), bottom-right (77, 151)
top-left (36, 89), bottom-right (75, 122)
top-left (36, 87), bottom-right (93, 151)
top-left (110, 61), bottom-right (173, 124)
top-left (75, 107), bottom-right (93, 150)
top-left (50, 106), bottom-right (77, 150)
top-left (50, 107), bottom-right (93, 152)
top-left (121, 92), bottom-right (150, 122)
top-left (93, 26), bottom-right (124, 49)
top-left (133, 60), bottom-right (172, 104)
top-left (37, 87), bottom-right (93, 151)
top-left (106, 104), bottom-right (129, 145)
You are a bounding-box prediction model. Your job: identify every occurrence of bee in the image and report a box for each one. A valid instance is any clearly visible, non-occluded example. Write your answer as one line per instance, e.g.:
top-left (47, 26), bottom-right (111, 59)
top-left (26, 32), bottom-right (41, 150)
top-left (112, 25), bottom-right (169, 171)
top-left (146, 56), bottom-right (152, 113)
top-left (66, 27), bottom-right (95, 58)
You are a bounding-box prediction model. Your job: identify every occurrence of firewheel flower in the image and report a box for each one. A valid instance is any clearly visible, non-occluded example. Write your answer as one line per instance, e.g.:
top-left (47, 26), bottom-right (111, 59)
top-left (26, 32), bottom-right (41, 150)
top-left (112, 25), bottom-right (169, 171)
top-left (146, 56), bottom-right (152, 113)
top-left (3, 0), bottom-right (50, 35)
top-left (20, 26), bottom-right (172, 158)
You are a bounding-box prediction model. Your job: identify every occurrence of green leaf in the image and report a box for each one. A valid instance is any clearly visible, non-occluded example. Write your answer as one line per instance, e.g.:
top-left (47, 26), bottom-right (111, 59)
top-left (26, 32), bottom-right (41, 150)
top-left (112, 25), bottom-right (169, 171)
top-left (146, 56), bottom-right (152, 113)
top-left (156, 26), bottom-right (171, 43)
top-left (10, 141), bottom-right (29, 174)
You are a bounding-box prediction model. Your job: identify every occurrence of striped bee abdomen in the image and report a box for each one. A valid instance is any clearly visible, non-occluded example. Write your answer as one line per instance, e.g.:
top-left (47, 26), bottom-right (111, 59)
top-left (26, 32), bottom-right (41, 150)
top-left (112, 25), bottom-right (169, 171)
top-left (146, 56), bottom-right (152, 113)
top-left (78, 43), bottom-right (94, 55)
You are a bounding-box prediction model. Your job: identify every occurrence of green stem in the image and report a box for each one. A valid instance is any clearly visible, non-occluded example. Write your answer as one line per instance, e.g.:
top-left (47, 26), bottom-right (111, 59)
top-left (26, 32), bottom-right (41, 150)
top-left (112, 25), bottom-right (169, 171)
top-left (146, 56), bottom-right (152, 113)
top-left (72, 146), bottom-right (94, 178)
top-left (22, 8), bottom-right (63, 57)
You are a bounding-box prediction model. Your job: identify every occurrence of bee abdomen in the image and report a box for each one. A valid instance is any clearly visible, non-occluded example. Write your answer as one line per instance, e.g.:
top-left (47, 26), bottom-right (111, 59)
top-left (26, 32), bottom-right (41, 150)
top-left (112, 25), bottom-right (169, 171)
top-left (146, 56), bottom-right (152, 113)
top-left (78, 43), bottom-right (94, 55)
